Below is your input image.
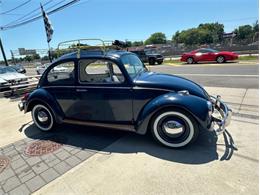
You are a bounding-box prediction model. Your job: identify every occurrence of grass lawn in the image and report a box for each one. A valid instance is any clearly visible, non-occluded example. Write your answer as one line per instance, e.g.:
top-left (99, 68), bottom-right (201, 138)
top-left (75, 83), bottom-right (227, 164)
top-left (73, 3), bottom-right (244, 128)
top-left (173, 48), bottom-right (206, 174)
top-left (238, 55), bottom-right (259, 61)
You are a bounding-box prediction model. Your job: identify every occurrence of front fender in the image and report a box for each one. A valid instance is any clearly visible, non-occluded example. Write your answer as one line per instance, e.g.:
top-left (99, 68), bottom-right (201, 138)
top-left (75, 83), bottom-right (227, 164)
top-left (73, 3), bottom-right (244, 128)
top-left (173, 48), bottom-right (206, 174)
top-left (136, 92), bottom-right (211, 134)
top-left (26, 88), bottom-right (64, 123)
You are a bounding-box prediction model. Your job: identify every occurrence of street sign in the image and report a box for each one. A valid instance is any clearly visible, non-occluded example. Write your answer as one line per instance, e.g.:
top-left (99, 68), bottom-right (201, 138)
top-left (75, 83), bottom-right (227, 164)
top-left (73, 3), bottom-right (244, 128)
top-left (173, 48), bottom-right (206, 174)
top-left (223, 32), bottom-right (236, 38)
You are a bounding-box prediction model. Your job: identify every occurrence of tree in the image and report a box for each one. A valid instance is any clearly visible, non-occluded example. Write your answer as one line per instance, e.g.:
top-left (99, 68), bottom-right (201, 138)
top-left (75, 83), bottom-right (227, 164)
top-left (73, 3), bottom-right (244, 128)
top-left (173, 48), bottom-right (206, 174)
top-left (253, 20), bottom-right (259, 33)
top-left (33, 53), bottom-right (40, 60)
top-left (145, 32), bottom-right (167, 45)
top-left (132, 41), bottom-right (144, 46)
top-left (235, 25), bottom-right (253, 40)
top-left (41, 55), bottom-right (49, 61)
top-left (172, 31), bottom-right (180, 44)
top-left (172, 23), bottom-right (224, 45)
top-left (24, 55), bottom-right (33, 62)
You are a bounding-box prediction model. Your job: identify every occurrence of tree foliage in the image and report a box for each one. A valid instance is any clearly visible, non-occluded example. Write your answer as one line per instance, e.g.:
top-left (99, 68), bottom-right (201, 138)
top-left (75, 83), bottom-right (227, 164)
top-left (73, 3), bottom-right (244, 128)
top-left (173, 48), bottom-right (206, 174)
top-left (145, 32), bottom-right (167, 45)
top-left (172, 21), bottom-right (259, 46)
top-left (172, 23), bottom-right (224, 45)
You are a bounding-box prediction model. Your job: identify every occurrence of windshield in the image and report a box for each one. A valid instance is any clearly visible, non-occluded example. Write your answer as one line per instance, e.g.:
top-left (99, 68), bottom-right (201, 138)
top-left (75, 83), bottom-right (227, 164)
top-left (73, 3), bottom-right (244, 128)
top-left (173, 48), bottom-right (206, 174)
top-left (145, 49), bottom-right (158, 55)
top-left (121, 54), bottom-right (145, 79)
top-left (0, 67), bottom-right (16, 74)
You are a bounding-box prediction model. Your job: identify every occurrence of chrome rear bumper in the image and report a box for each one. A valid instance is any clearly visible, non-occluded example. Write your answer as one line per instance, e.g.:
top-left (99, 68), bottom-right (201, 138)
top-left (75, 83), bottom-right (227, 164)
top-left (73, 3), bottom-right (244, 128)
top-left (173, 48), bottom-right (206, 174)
top-left (210, 95), bottom-right (232, 135)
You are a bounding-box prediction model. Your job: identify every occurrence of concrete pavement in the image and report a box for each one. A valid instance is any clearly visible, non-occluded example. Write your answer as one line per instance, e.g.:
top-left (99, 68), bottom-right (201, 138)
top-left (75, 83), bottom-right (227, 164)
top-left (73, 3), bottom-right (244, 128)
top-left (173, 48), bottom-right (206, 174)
top-left (0, 87), bottom-right (258, 195)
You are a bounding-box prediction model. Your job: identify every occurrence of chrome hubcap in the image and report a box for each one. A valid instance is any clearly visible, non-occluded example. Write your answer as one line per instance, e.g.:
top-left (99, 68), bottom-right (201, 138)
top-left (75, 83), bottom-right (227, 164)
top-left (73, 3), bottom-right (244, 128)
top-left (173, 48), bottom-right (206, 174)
top-left (37, 111), bottom-right (48, 122)
top-left (163, 120), bottom-right (184, 135)
top-left (218, 57), bottom-right (224, 62)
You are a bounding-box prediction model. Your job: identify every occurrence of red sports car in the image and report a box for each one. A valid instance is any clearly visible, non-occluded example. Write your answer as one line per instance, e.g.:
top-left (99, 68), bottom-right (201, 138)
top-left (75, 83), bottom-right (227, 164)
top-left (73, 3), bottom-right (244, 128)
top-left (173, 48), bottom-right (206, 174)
top-left (180, 48), bottom-right (238, 64)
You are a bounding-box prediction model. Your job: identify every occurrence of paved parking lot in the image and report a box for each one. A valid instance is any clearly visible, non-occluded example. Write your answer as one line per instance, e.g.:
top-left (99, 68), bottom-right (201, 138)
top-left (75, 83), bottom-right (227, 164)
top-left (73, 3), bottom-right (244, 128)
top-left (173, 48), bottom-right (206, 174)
top-left (0, 85), bottom-right (258, 195)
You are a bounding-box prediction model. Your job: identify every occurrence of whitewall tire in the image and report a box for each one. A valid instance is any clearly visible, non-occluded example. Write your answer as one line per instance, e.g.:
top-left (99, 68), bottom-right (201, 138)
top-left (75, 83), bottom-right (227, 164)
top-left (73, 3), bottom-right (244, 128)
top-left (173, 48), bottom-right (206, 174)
top-left (32, 104), bottom-right (54, 131)
top-left (151, 110), bottom-right (198, 148)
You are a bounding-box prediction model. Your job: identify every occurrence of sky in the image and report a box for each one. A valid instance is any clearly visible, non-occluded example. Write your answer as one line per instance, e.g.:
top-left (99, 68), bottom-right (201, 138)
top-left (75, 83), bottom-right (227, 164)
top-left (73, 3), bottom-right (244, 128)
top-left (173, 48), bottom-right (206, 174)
top-left (0, 0), bottom-right (259, 59)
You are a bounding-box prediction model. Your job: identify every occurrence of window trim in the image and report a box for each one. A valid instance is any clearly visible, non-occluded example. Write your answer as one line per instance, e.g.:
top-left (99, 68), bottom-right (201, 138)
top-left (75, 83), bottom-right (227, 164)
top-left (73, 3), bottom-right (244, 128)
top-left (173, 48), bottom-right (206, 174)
top-left (77, 58), bottom-right (127, 86)
top-left (46, 61), bottom-right (76, 86)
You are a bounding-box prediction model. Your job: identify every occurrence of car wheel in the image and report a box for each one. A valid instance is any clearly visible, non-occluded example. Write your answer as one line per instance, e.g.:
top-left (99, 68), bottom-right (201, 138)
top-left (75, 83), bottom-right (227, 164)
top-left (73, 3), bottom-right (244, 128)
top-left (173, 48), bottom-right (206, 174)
top-left (149, 58), bottom-right (155, 65)
top-left (151, 109), bottom-right (199, 148)
top-left (186, 57), bottom-right (194, 64)
top-left (157, 60), bottom-right (163, 65)
top-left (216, 56), bottom-right (225, 63)
top-left (32, 104), bottom-right (55, 131)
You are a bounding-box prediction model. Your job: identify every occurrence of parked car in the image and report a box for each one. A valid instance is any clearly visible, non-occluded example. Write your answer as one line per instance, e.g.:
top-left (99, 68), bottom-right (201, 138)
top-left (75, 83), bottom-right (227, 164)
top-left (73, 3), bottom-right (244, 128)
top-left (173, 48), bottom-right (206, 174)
top-left (131, 49), bottom-right (164, 65)
top-left (36, 63), bottom-right (68, 75)
top-left (10, 64), bottom-right (26, 74)
top-left (36, 63), bottom-right (50, 75)
top-left (0, 66), bottom-right (27, 84)
top-left (180, 48), bottom-right (239, 64)
top-left (18, 41), bottom-right (232, 148)
top-left (0, 77), bottom-right (9, 91)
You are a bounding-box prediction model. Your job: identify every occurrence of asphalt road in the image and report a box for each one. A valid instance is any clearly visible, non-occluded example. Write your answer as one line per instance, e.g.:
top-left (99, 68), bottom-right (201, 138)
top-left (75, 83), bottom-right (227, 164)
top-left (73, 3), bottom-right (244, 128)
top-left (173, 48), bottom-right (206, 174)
top-left (149, 63), bottom-right (259, 88)
top-left (26, 62), bottom-right (259, 89)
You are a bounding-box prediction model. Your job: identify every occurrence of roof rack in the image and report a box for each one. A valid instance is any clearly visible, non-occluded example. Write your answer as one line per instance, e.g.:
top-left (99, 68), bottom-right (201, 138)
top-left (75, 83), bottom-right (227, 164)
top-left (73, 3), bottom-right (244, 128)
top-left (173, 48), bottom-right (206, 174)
top-left (56, 39), bottom-right (128, 58)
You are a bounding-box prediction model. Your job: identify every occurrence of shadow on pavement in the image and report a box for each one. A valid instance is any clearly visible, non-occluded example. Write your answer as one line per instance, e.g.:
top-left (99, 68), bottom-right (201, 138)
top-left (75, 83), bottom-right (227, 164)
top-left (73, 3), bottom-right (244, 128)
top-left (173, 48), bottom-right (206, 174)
top-left (220, 130), bottom-right (238, 161)
top-left (22, 123), bottom-right (222, 165)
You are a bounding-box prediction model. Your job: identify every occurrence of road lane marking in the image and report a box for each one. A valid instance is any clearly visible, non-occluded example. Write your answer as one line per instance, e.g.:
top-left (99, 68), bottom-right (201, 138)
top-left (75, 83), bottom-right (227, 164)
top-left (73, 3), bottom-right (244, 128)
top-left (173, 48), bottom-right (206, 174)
top-left (174, 74), bottom-right (259, 77)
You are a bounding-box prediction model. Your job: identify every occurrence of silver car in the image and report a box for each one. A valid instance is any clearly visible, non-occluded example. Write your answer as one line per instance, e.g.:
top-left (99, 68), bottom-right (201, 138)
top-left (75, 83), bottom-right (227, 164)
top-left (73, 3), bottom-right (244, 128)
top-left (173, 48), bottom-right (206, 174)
top-left (0, 66), bottom-right (27, 84)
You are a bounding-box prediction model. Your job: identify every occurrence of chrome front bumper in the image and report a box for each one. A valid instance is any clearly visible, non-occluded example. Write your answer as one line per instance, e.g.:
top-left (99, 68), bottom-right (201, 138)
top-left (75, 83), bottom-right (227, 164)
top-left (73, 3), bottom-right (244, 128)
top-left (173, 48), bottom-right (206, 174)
top-left (210, 95), bottom-right (232, 135)
top-left (18, 101), bottom-right (25, 111)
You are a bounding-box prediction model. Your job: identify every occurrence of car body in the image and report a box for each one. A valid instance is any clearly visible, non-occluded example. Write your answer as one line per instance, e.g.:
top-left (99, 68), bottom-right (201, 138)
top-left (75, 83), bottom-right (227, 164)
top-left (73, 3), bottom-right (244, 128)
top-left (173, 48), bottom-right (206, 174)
top-left (180, 48), bottom-right (239, 64)
top-left (10, 64), bottom-right (26, 74)
top-left (130, 49), bottom-right (164, 65)
top-left (0, 66), bottom-right (27, 84)
top-left (18, 48), bottom-right (232, 148)
top-left (0, 77), bottom-right (9, 91)
top-left (36, 63), bottom-right (51, 75)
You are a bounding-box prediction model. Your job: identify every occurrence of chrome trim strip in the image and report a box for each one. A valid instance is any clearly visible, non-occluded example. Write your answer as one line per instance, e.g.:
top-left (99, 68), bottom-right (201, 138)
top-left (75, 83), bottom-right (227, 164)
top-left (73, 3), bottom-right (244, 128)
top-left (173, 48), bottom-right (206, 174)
top-left (63, 119), bottom-right (136, 132)
top-left (133, 86), bottom-right (171, 92)
top-left (42, 86), bottom-right (131, 89)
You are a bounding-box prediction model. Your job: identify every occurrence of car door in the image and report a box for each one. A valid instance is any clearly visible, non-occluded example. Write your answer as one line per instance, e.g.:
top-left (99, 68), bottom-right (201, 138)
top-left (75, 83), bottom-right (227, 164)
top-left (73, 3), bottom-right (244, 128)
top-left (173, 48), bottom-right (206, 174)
top-left (73, 58), bottom-right (133, 124)
top-left (44, 61), bottom-right (78, 118)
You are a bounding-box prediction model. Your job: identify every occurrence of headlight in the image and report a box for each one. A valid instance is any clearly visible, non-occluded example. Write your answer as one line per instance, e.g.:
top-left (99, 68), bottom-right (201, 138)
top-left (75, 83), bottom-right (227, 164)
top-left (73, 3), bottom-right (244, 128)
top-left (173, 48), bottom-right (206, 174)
top-left (207, 101), bottom-right (213, 116)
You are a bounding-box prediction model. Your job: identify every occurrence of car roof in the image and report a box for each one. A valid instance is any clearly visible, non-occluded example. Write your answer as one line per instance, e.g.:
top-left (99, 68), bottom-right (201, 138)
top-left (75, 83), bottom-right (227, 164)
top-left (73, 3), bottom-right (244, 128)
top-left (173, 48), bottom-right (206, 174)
top-left (56, 50), bottom-right (132, 62)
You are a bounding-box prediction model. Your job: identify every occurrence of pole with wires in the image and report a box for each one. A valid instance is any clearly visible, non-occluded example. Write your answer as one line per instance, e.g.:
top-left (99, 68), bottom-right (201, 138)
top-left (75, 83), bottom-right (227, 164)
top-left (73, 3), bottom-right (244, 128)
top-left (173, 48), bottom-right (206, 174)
top-left (40, 3), bottom-right (54, 63)
top-left (0, 38), bottom-right (8, 66)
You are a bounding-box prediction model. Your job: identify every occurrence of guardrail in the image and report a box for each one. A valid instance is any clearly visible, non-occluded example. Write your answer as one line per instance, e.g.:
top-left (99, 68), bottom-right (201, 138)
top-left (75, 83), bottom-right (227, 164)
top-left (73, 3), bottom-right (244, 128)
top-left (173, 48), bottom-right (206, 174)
top-left (0, 75), bottom-right (41, 98)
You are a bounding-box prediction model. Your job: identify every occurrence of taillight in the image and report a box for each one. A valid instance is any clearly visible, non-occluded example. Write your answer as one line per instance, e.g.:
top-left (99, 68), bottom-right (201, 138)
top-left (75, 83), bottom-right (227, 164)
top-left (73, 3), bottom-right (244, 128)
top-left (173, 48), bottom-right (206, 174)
top-left (21, 93), bottom-right (29, 101)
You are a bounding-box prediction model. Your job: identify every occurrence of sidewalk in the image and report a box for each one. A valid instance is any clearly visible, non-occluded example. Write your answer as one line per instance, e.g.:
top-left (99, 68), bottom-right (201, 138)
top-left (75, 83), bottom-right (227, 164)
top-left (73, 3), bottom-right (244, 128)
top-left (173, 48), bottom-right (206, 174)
top-left (0, 87), bottom-right (258, 195)
top-left (34, 87), bottom-right (258, 195)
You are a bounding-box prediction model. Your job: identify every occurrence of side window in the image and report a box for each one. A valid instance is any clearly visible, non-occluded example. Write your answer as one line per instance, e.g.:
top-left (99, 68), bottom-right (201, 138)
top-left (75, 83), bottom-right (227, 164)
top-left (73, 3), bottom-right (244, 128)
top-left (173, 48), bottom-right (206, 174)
top-left (47, 61), bottom-right (75, 85)
top-left (79, 59), bottom-right (125, 84)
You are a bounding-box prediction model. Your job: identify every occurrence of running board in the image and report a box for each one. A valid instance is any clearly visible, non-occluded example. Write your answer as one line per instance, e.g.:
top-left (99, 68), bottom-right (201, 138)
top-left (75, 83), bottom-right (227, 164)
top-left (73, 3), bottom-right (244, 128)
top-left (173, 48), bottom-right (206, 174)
top-left (63, 119), bottom-right (136, 132)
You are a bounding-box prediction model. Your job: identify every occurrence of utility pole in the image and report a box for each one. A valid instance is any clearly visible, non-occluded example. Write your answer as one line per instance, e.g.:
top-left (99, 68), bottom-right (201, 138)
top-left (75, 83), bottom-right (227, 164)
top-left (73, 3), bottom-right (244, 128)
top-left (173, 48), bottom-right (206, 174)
top-left (0, 38), bottom-right (8, 66)
top-left (10, 50), bottom-right (16, 64)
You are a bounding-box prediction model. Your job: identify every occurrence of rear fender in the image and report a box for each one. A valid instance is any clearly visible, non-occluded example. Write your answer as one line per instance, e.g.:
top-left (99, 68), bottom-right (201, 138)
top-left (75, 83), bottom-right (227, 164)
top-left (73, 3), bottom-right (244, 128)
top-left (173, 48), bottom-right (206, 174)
top-left (26, 88), bottom-right (64, 124)
top-left (136, 92), bottom-right (210, 134)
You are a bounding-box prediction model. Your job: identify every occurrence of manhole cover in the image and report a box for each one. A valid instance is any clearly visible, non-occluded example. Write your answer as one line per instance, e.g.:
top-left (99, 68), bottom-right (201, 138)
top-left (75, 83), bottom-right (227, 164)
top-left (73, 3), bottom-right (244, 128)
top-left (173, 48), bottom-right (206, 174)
top-left (0, 156), bottom-right (10, 173)
top-left (24, 140), bottom-right (63, 156)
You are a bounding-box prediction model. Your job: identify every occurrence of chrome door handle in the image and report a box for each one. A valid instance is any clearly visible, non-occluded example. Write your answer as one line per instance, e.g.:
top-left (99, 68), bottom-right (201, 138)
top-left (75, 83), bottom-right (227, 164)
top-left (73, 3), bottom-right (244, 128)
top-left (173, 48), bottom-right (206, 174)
top-left (76, 89), bottom-right (88, 92)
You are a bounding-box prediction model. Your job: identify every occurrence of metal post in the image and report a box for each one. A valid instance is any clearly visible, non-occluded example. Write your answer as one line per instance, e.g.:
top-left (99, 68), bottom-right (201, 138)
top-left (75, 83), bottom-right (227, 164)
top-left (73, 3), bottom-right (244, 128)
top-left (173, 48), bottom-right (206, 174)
top-left (0, 38), bottom-right (8, 66)
top-left (47, 42), bottom-right (52, 63)
top-left (10, 50), bottom-right (16, 64)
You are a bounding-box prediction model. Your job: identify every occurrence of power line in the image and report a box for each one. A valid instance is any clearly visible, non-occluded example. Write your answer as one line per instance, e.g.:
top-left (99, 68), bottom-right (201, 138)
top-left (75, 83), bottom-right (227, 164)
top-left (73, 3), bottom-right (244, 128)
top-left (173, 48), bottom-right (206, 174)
top-left (2, 0), bottom-right (54, 27)
top-left (0, 0), bottom-right (32, 15)
top-left (4, 0), bottom-right (67, 27)
top-left (0, 0), bottom-right (80, 31)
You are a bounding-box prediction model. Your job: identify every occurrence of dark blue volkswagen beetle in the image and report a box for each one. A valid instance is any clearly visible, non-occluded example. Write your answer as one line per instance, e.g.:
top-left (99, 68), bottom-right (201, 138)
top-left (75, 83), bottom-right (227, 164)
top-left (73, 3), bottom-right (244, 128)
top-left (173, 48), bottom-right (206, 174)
top-left (18, 39), bottom-right (232, 148)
